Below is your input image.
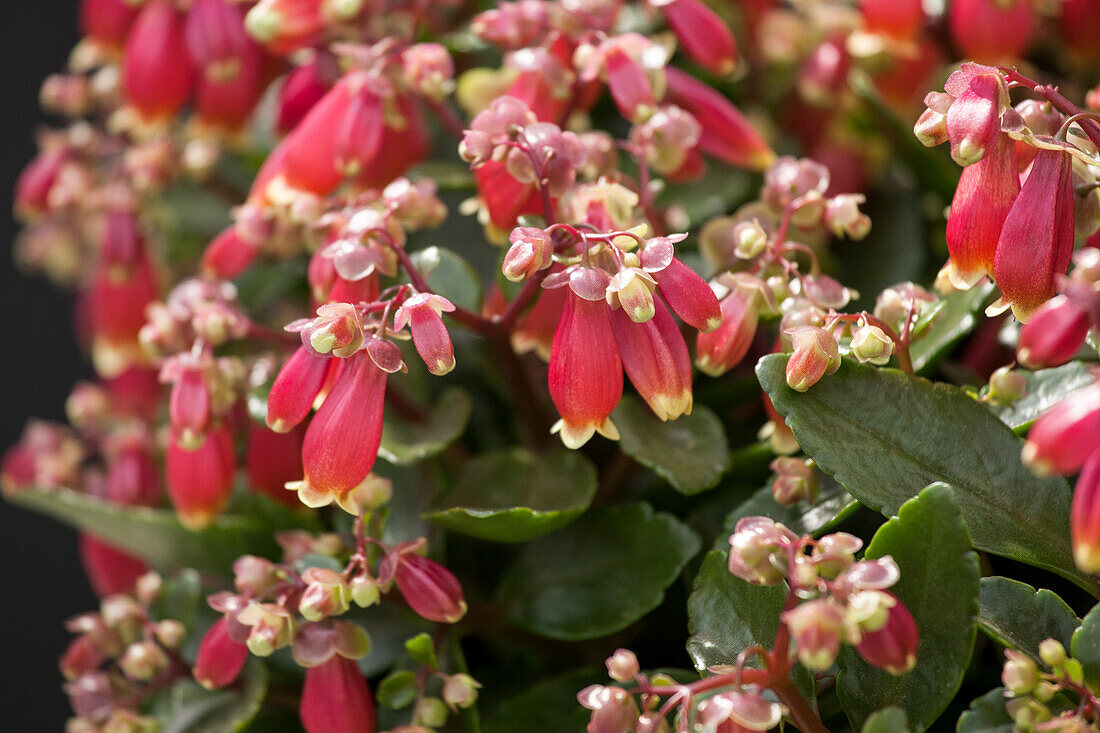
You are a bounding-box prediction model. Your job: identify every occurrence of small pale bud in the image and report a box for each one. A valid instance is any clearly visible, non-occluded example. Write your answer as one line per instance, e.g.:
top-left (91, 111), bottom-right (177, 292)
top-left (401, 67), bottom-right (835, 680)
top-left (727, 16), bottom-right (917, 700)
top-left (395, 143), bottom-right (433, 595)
top-left (503, 226), bottom-right (554, 282)
top-left (1039, 638), bottom-right (1066, 668)
top-left (850, 325), bottom-right (893, 365)
top-left (987, 365), bottom-right (1028, 404)
top-left (770, 457), bottom-right (818, 506)
top-left (415, 697), bottom-right (449, 728)
top-left (605, 648), bottom-right (639, 682)
top-left (118, 641), bottom-right (169, 682)
top-left (442, 673), bottom-right (482, 711)
top-left (350, 575), bottom-right (381, 608)
top-left (1002, 650), bottom-right (1039, 696)
top-left (733, 219), bottom-right (768, 259)
top-left (154, 620), bottom-right (186, 649)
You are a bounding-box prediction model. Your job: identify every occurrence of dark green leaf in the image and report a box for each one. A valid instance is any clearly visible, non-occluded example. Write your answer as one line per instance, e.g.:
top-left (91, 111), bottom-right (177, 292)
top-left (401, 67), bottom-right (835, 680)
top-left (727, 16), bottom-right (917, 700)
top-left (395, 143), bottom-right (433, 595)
top-left (756, 355), bottom-right (1094, 594)
top-left (11, 488), bottom-right (284, 576)
top-left (410, 246), bottom-right (483, 312)
top-left (686, 550), bottom-right (786, 673)
top-left (405, 632), bottom-right (438, 669)
top-left (956, 688), bottom-right (1014, 733)
top-left (614, 397), bottom-right (731, 495)
top-left (861, 707), bottom-right (911, 733)
top-left (1071, 603), bottom-right (1100, 691)
top-left (837, 483), bottom-right (981, 731)
top-left (988, 362), bottom-right (1095, 432)
top-left (151, 570), bottom-right (202, 633)
top-left (426, 448), bottom-right (597, 542)
top-left (378, 669), bottom-right (419, 709)
top-left (715, 475), bottom-right (859, 551)
top-left (157, 660), bottom-right (267, 733)
top-left (910, 283), bottom-right (995, 375)
top-left (496, 504), bottom-right (700, 640)
top-left (378, 388), bottom-right (472, 465)
top-left (483, 669), bottom-right (600, 733)
top-left (658, 162), bottom-right (756, 228)
top-left (978, 577), bottom-right (1080, 660)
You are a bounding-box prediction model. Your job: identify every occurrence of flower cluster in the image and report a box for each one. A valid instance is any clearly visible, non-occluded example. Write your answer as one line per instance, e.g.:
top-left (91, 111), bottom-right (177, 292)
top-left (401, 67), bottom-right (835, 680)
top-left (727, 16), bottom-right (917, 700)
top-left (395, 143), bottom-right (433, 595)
top-left (998, 639), bottom-right (1100, 732)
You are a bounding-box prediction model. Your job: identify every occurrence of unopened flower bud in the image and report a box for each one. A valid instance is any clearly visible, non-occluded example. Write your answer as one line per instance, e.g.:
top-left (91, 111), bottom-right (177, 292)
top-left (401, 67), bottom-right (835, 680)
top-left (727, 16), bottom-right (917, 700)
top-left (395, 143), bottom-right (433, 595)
top-left (1039, 638), bottom-right (1066, 668)
top-left (733, 219), bottom-right (768, 259)
top-left (1002, 649), bottom-right (1039, 696)
top-left (154, 619), bottom-right (185, 649)
top-left (298, 567), bottom-right (351, 621)
top-left (783, 599), bottom-right (846, 671)
top-left (577, 685), bottom-right (636, 733)
top-left (443, 673), bottom-right (482, 711)
top-left (770, 457), bottom-right (818, 506)
top-left (414, 696), bottom-right (449, 728)
top-left (1007, 697), bottom-right (1052, 728)
top-left (394, 293), bottom-right (457, 376)
top-left (987, 365), bottom-right (1028, 404)
top-left (194, 617), bottom-right (249, 690)
top-left (233, 555), bottom-right (279, 596)
top-left (914, 106), bottom-right (949, 147)
top-left (380, 544), bottom-right (468, 624)
top-left (1022, 382), bottom-right (1100, 477)
top-left (850, 325), bottom-right (893, 365)
top-left (1017, 294), bottom-right (1091, 369)
top-left (605, 648), bottom-right (639, 682)
top-left (727, 516), bottom-right (797, 585)
top-left (855, 592), bottom-right (919, 675)
top-left (503, 226), bottom-right (553, 282)
top-left (606, 267), bottom-right (658, 323)
top-left (308, 303), bottom-right (364, 358)
top-left (825, 194), bottom-right (871, 239)
top-left (786, 327), bottom-right (841, 392)
top-left (350, 574), bottom-right (381, 608)
top-left (118, 640), bottom-right (169, 682)
top-left (237, 602), bottom-right (295, 657)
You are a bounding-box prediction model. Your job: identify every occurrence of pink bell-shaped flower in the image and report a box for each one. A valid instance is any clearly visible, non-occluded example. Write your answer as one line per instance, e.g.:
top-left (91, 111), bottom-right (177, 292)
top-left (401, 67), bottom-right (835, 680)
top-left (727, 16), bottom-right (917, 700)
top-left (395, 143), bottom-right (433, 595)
top-left (193, 617), bottom-right (249, 690)
top-left (166, 423), bottom-right (236, 530)
top-left (122, 0), bottom-right (196, 124)
top-left (610, 300), bottom-right (692, 422)
top-left (299, 655), bottom-right (377, 733)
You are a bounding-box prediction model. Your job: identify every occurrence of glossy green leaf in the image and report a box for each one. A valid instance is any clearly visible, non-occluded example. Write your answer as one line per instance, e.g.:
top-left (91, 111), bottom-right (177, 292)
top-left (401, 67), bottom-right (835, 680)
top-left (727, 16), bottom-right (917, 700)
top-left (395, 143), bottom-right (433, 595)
top-left (405, 632), bottom-right (438, 669)
top-left (956, 688), bottom-right (1014, 733)
top-left (910, 283), bottom-right (995, 374)
top-left (988, 362), bottom-right (1094, 432)
top-left (837, 484), bottom-right (980, 731)
top-left (686, 550), bottom-right (787, 673)
top-left (614, 397), bottom-right (731, 495)
top-left (978, 577), bottom-right (1080, 660)
top-left (1071, 603), bottom-right (1100, 691)
top-left (483, 669), bottom-right (600, 733)
top-left (157, 660), bottom-right (267, 733)
top-left (756, 355), bottom-right (1094, 594)
top-left (497, 504), bottom-right (700, 640)
top-left (426, 448), bottom-right (597, 542)
top-left (861, 707), bottom-right (911, 733)
top-left (715, 475), bottom-right (859, 551)
top-left (378, 669), bottom-right (419, 709)
top-left (11, 488), bottom-right (284, 576)
top-left (378, 388), bottom-right (472, 465)
top-left (410, 246), bottom-right (483, 312)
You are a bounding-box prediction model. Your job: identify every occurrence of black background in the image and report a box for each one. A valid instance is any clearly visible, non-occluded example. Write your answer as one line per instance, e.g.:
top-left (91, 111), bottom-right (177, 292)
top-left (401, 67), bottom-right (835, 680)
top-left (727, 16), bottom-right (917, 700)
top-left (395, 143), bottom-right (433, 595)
top-left (1, 2), bottom-right (99, 729)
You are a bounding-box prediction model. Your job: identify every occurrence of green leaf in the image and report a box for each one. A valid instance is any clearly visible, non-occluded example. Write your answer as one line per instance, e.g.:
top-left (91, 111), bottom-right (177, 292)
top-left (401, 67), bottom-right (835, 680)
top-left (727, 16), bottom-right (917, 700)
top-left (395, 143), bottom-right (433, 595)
top-left (862, 707), bottom-right (911, 733)
top-left (988, 362), bottom-right (1095, 432)
top-left (378, 669), bottom-right (420, 709)
top-left (426, 448), bottom-right (597, 542)
top-left (715, 475), bottom-right (859, 551)
top-left (1071, 603), bottom-right (1100, 691)
top-left (836, 483), bottom-right (981, 732)
top-left (483, 669), bottom-right (601, 733)
top-left (614, 397), bottom-right (731, 495)
top-left (956, 688), bottom-right (1014, 733)
top-left (156, 660), bottom-right (267, 733)
top-left (756, 355), bottom-right (1094, 594)
top-left (410, 246), bottom-right (483, 312)
top-left (658, 161), bottom-right (756, 228)
top-left (496, 504), bottom-right (700, 640)
top-left (686, 550), bottom-right (787, 673)
top-left (405, 632), bottom-right (438, 669)
top-left (378, 388), bottom-right (472, 465)
top-left (978, 577), bottom-right (1080, 660)
top-left (11, 488), bottom-right (284, 576)
top-left (910, 283), bottom-right (995, 374)
top-left (151, 569), bottom-right (203, 633)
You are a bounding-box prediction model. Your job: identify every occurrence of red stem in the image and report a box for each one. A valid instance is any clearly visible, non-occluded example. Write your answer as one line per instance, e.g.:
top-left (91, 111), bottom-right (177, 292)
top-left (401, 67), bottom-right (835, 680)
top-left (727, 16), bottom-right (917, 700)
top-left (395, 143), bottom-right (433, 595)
top-left (1000, 67), bottom-right (1100, 150)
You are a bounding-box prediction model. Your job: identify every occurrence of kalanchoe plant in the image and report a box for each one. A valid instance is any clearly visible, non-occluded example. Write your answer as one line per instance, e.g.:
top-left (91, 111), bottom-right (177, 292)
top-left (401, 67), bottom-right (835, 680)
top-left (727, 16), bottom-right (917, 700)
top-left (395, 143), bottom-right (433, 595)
top-left (12, 0), bottom-right (1100, 731)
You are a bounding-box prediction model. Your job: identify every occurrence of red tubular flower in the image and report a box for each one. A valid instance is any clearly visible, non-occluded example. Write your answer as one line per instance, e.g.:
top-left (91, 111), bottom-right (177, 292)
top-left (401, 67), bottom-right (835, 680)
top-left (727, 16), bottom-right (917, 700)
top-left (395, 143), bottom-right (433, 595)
top-left (549, 291), bottom-right (623, 449)
top-left (201, 226), bottom-right (261, 280)
top-left (266, 345), bottom-right (331, 433)
top-left (475, 160), bottom-right (545, 231)
top-left (168, 362), bottom-right (212, 449)
top-left (695, 277), bottom-right (764, 377)
top-left (186, 0), bottom-right (266, 131)
top-left (654, 257), bottom-right (722, 333)
top-left (1022, 382), bottom-right (1100, 476)
top-left (351, 92), bottom-right (430, 189)
top-left (105, 442), bottom-right (159, 507)
top-left (604, 45), bottom-right (657, 123)
top-left (80, 0), bottom-right (139, 50)
top-left (194, 617), bottom-right (249, 690)
top-left (246, 422), bottom-right (305, 507)
top-left (166, 423), bottom-right (236, 530)
top-left (944, 134), bottom-right (1019, 288)
top-left (1072, 449), bottom-right (1100, 574)
top-left (394, 293), bottom-right (457, 376)
top-left (1017, 293), bottom-right (1092, 368)
top-left (859, 0), bottom-right (923, 41)
top-left (610, 300), bottom-right (692, 421)
top-left (79, 534), bottom-right (147, 597)
top-left (276, 57), bottom-right (336, 135)
top-left (664, 67), bottom-right (774, 171)
top-left (299, 655), bottom-right (376, 733)
top-left (948, 0), bottom-right (1034, 63)
top-left (122, 0), bottom-right (195, 124)
top-left (291, 348), bottom-right (389, 511)
top-left (381, 544), bottom-right (468, 624)
top-left (856, 594), bottom-right (920, 675)
top-left (14, 148), bottom-right (67, 219)
top-left (245, 0), bottom-right (324, 56)
top-left (993, 149), bottom-right (1075, 322)
top-left (798, 37), bottom-right (850, 107)
top-left (660, 0), bottom-right (738, 77)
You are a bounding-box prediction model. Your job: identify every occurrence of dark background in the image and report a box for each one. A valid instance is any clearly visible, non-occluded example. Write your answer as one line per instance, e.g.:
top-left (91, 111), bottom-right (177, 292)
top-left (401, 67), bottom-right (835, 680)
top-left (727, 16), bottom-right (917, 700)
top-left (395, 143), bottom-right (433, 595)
top-left (1, 2), bottom-right (99, 729)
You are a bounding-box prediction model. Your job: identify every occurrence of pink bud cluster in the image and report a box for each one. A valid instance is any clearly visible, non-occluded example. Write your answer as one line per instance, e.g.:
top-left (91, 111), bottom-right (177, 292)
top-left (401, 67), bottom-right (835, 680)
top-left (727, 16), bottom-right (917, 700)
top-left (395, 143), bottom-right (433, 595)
top-left (59, 571), bottom-right (188, 732)
top-left (728, 517), bottom-right (919, 675)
